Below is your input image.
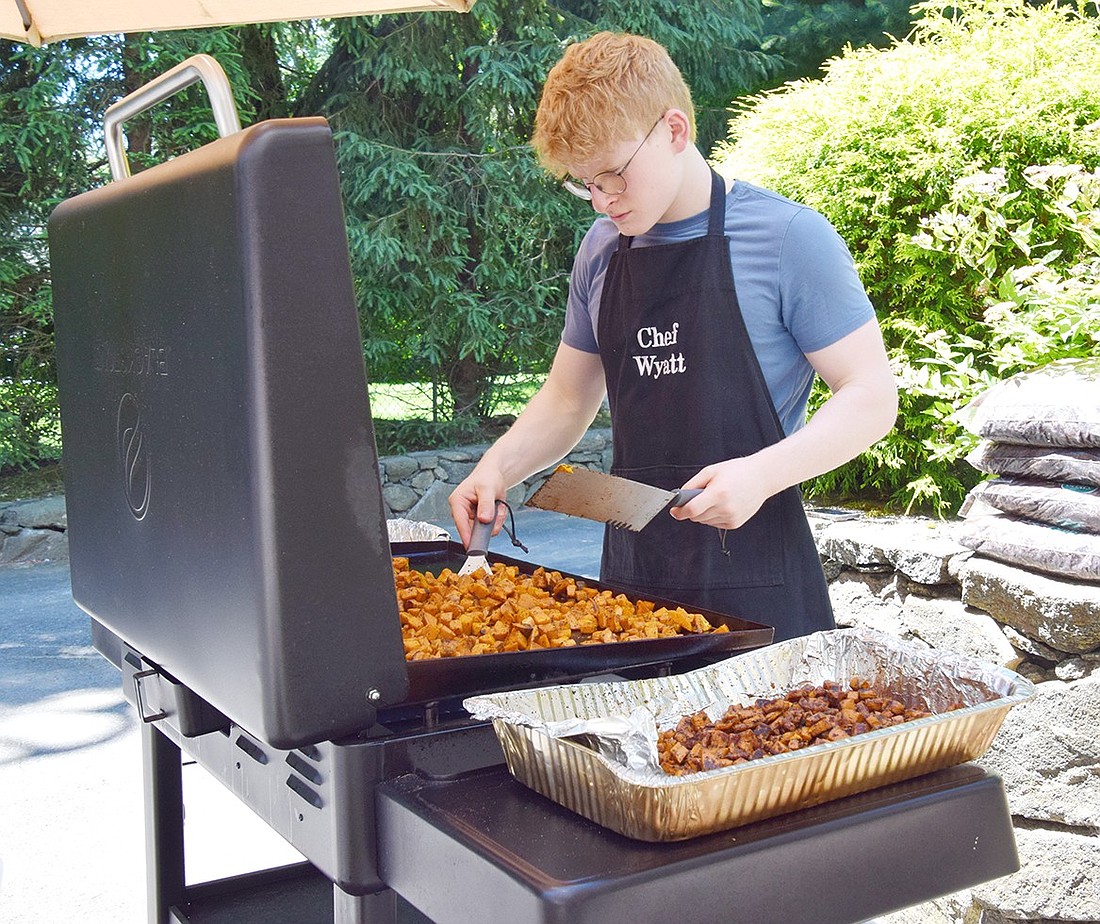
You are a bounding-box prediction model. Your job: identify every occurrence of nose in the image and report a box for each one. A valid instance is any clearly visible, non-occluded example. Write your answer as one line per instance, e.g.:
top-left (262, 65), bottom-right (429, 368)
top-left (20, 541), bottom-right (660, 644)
top-left (589, 187), bottom-right (617, 214)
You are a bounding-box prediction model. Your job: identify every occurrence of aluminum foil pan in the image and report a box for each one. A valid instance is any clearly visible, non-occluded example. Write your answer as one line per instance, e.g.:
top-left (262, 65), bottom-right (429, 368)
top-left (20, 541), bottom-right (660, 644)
top-left (464, 627), bottom-right (1035, 841)
top-left (387, 518), bottom-right (451, 543)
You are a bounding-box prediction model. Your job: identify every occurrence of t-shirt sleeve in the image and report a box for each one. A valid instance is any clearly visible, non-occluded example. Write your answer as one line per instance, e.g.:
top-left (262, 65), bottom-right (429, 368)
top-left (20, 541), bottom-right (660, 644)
top-left (778, 208), bottom-right (875, 354)
top-left (560, 224), bottom-right (607, 354)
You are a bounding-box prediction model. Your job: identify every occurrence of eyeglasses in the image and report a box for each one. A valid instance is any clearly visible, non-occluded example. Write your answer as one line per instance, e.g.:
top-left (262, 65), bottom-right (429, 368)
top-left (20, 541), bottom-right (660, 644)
top-left (562, 116), bottom-right (664, 201)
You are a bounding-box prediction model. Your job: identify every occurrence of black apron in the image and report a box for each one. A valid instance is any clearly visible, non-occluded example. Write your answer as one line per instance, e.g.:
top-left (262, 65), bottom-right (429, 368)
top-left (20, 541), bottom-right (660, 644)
top-left (596, 170), bottom-right (834, 642)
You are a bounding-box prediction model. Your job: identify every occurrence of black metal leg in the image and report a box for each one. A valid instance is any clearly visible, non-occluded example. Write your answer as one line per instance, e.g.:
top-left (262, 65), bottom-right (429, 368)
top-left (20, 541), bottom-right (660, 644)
top-left (141, 720), bottom-right (186, 924)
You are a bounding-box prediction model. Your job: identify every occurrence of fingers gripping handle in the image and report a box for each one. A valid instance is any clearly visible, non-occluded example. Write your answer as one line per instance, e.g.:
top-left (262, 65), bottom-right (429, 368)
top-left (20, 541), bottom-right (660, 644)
top-left (467, 499), bottom-right (505, 556)
top-left (671, 488), bottom-right (703, 508)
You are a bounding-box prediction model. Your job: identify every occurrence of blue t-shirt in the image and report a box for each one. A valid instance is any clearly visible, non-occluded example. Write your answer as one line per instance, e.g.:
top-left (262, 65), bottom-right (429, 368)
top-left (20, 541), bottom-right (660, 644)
top-left (562, 180), bottom-right (875, 435)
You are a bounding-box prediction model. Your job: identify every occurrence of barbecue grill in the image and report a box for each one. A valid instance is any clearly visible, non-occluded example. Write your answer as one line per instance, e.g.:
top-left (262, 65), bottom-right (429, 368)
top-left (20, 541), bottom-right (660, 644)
top-left (48, 57), bottom-right (1021, 924)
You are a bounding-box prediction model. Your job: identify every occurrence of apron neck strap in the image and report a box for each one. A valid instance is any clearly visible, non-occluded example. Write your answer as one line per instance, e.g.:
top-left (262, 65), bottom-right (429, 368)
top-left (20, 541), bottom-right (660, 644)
top-left (707, 169), bottom-right (727, 236)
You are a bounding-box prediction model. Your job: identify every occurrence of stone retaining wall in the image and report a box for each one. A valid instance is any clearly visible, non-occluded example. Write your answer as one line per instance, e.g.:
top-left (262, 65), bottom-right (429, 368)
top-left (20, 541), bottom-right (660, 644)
top-left (376, 427), bottom-right (615, 524)
top-left (2, 428), bottom-right (1097, 923)
top-left (814, 514), bottom-right (1099, 924)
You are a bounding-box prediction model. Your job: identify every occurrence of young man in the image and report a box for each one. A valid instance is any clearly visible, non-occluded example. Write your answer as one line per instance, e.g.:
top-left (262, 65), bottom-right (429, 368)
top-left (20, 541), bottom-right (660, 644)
top-left (449, 32), bottom-right (897, 641)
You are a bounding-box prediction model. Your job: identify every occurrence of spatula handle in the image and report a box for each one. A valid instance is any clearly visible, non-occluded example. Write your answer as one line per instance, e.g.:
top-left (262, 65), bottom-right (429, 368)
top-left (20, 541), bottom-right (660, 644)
top-left (467, 500), bottom-right (504, 555)
top-left (670, 488), bottom-right (703, 508)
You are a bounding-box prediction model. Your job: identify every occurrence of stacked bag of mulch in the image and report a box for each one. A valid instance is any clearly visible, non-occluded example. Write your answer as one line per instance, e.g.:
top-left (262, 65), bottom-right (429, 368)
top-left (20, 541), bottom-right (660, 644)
top-left (956, 356), bottom-right (1100, 583)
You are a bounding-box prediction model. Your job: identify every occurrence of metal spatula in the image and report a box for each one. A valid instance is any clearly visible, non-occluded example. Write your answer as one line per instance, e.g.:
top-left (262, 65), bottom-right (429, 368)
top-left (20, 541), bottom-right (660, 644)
top-left (526, 467), bottom-right (702, 531)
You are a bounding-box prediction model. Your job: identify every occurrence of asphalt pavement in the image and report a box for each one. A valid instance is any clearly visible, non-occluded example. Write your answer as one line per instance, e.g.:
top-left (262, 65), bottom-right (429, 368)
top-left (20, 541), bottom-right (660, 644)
top-left (0, 509), bottom-right (603, 924)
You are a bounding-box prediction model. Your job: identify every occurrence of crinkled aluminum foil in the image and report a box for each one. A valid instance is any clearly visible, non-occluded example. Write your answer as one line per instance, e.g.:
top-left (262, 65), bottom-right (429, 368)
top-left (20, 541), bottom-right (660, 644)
top-left (464, 627), bottom-right (1035, 840)
top-left (386, 518), bottom-right (451, 543)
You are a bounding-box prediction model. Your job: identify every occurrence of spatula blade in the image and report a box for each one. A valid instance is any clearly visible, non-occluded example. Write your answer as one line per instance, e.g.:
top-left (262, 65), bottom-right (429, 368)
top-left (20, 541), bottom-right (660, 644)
top-left (526, 467), bottom-right (679, 531)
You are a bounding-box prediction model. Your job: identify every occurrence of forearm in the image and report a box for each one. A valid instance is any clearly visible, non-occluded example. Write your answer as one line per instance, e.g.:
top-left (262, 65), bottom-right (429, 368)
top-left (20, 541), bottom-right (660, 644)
top-left (676, 319), bottom-right (897, 530)
top-left (478, 383), bottom-right (601, 488)
top-left (450, 344), bottom-right (606, 543)
top-left (752, 371), bottom-right (898, 497)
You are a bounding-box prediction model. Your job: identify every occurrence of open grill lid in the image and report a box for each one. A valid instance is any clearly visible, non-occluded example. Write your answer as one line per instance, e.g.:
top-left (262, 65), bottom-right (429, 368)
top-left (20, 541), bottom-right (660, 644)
top-left (50, 116), bottom-right (410, 748)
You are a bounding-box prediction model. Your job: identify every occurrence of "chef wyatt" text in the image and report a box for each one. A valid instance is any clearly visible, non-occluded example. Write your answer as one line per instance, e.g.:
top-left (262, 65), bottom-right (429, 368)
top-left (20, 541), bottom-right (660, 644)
top-left (633, 323), bottom-right (686, 380)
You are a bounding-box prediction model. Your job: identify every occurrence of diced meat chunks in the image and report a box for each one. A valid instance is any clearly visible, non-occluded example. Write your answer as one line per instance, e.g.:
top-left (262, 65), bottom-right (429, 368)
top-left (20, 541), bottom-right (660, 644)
top-left (656, 677), bottom-right (949, 776)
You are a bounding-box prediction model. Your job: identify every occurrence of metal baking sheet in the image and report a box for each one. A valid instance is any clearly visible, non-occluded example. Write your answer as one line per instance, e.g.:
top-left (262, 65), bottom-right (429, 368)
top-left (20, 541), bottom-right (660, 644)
top-left (465, 628), bottom-right (1035, 841)
top-left (390, 539), bottom-right (774, 707)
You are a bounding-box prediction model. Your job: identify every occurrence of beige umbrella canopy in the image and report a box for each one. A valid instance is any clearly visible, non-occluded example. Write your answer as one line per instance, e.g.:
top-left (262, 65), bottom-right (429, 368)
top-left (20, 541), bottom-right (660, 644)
top-left (1, 0), bottom-right (475, 46)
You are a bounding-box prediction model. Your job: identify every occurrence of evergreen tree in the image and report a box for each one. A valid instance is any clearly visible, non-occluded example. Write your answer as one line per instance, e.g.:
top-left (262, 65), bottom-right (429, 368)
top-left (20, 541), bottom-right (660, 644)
top-left (308, 0), bottom-right (772, 419)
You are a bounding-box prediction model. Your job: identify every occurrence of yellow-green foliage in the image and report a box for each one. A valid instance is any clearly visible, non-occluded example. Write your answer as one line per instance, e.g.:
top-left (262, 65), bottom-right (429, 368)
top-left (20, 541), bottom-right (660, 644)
top-left (714, 0), bottom-right (1100, 514)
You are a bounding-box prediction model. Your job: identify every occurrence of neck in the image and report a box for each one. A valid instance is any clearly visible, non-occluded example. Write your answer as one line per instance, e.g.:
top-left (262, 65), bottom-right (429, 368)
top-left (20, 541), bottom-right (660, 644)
top-left (663, 146), bottom-right (716, 223)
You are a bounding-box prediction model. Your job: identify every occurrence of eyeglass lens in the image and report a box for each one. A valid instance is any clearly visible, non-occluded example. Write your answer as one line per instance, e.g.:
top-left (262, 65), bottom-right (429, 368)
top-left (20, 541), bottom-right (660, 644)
top-left (564, 115), bottom-right (663, 201)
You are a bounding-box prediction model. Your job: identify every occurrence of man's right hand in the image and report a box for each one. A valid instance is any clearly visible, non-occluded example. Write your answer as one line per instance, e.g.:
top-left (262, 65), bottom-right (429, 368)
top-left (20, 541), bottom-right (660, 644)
top-left (448, 470), bottom-right (507, 549)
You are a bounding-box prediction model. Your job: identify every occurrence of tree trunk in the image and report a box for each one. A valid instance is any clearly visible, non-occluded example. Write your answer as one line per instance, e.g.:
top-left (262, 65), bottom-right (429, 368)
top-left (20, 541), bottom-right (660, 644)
top-left (122, 38), bottom-right (153, 173)
top-left (446, 354), bottom-right (493, 419)
top-left (238, 25), bottom-right (289, 121)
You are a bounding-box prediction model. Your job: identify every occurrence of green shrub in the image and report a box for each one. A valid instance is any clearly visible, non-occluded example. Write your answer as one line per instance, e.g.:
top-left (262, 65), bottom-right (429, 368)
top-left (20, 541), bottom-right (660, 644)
top-left (714, 0), bottom-right (1100, 514)
top-left (0, 379), bottom-right (61, 471)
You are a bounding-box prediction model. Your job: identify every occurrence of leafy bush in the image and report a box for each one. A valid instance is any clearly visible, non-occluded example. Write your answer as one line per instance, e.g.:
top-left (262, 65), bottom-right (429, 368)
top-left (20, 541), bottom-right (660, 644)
top-left (714, 0), bottom-right (1100, 514)
top-left (0, 380), bottom-right (60, 471)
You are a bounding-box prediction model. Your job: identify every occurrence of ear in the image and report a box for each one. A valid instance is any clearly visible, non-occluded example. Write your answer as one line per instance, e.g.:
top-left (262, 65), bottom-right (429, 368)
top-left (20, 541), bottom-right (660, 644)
top-left (664, 109), bottom-right (692, 153)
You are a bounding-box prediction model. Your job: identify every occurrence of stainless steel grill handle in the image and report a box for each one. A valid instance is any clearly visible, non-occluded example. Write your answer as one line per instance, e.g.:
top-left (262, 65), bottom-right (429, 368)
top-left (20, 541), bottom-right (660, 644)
top-left (104, 53), bottom-right (242, 182)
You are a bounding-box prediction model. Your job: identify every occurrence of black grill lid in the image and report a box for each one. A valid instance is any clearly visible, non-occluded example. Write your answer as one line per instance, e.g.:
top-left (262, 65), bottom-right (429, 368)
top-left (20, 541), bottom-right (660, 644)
top-left (49, 118), bottom-right (409, 748)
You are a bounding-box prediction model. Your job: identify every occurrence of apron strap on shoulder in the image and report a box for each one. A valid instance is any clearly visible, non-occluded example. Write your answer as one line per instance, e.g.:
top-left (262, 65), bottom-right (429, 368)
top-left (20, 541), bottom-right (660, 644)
top-left (707, 169), bottom-right (727, 236)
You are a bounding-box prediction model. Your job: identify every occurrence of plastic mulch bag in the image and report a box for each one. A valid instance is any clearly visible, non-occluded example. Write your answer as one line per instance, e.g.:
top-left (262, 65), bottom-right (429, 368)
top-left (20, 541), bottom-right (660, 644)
top-left (956, 511), bottom-right (1100, 582)
top-left (961, 478), bottom-right (1100, 534)
top-left (957, 357), bottom-right (1100, 448)
top-left (966, 441), bottom-right (1100, 488)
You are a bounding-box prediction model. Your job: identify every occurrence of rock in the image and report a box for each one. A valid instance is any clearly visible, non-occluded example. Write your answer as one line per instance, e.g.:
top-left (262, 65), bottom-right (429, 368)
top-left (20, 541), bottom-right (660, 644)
top-left (382, 456), bottom-right (419, 481)
top-left (1016, 660), bottom-right (1054, 684)
top-left (434, 458), bottom-right (476, 484)
top-left (972, 826), bottom-right (1100, 922)
top-left (901, 597), bottom-right (1020, 668)
top-left (409, 469), bottom-right (436, 491)
top-left (0, 528), bottom-right (69, 563)
top-left (1054, 657), bottom-right (1090, 681)
top-left (405, 481), bottom-right (454, 524)
top-left (0, 495), bottom-right (67, 530)
top-left (818, 516), bottom-right (964, 585)
top-left (381, 483), bottom-right (419, 514)
top-left (1001, 625), bottom-right (1062, 663)
top-left (960, 556), bottom-right (1100, 654)
top-left (829, 575), bottom-right (908, 636)
top-left (572, 428), bottom-right (610, 452)
top-left (880, 890), bottom-right (973, 924)
top-left (979, 677), bottom-right (1100, 829)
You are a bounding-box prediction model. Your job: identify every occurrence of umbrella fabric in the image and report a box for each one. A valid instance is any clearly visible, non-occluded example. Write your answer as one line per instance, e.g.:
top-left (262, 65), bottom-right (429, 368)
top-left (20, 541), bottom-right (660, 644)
top-left (1, 0), bottom-right (474, 46)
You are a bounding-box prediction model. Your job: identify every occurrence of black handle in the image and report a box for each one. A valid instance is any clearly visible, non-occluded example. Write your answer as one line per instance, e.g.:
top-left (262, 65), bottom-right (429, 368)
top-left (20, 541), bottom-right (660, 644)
top-left (467, 499), bottom-right (505, 555)
top-left (670, 488), bottom-right (703, 508)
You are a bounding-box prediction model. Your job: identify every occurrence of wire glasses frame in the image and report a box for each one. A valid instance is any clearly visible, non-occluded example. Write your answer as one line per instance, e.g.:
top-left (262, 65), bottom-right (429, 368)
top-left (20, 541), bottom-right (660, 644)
top-left (562, 115), bottom-right (664, 201)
